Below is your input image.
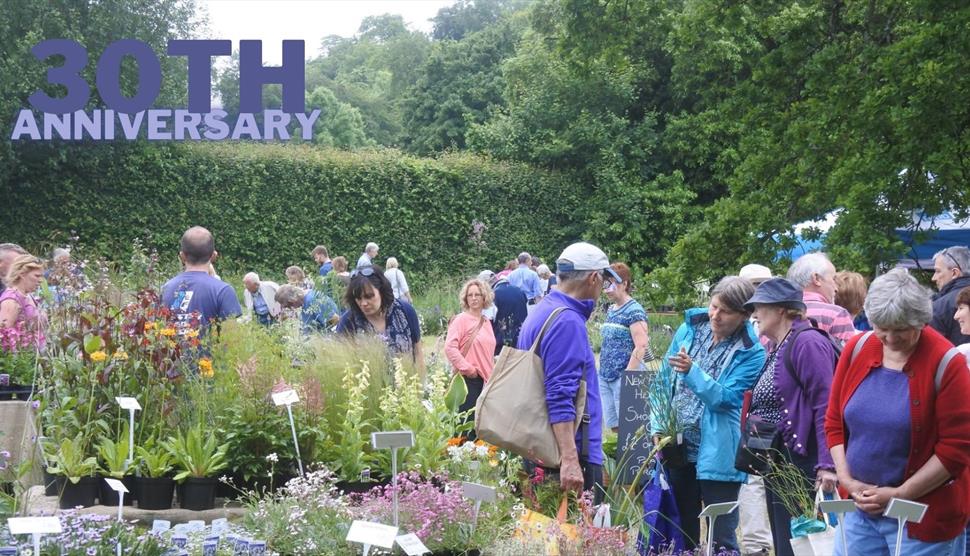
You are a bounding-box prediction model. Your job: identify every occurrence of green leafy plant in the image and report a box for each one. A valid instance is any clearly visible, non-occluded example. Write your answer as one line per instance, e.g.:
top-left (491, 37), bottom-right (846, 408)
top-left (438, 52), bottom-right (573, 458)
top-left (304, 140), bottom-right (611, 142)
top-left (46, 434), bottom-right (98, 484)
top-left (324, 361), bottom-right (378, 482)
top-left (96, 425), bottom-right (132, 479)
top-left (136, 439), bottom-right (174, 479)
top-left (162, 423), bottom-right (229, 481)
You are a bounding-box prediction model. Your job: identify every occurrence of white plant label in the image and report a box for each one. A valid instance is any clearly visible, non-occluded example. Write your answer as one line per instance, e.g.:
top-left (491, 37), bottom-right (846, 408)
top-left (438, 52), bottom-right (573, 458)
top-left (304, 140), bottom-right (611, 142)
top-left (103, 478), bottom-right (128, 493)
top-left (7, 517), bottom-right (62, 535)
top-left (187, 520), bottom-right (206, 532)
top-left (272, 389), bottom-right (299, 406)
top-left (151, 520), bottom-right (171, 534)
top-left (115, 396), bottom-right (141, 411)
top-left (345, 521), bottom-right (398, 549)
top-left (396, 533), bottom-right (431, 555)
top-left (210, 518), bottom-right (228, 534)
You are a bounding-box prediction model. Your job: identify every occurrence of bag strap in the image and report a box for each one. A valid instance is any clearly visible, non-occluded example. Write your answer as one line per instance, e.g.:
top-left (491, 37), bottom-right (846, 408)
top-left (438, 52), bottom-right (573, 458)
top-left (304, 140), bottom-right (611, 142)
top-left (529, 307), bottom-right (567, 354)
top-left (849, 331), bottom-right (873, 365)
top-left (461, 316), bottom-right (487, 358)
top-left (935, 347), bottom-right (961, 393)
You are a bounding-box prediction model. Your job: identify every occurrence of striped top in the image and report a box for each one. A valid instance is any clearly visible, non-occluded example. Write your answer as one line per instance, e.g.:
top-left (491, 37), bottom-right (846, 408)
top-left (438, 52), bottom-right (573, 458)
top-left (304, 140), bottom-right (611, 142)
top-left (803, 291), bottom-right (856, 345)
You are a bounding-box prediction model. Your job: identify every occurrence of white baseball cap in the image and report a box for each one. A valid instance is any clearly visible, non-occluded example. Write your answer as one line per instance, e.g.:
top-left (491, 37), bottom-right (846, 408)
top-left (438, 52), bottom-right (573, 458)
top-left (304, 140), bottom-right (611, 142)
top-left (556, 242), bottom-right (621, 282)
top-left (477, 270), bottom-right (496, 284)
top-left (739, 264), bottom-right (773, 285)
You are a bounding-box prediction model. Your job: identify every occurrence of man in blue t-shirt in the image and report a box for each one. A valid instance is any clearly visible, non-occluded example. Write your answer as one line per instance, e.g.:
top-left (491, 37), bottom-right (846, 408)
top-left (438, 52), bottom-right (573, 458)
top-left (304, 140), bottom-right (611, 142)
top-left (312, 245), bottom-right (333, 276)
top-left (509, 251), bottom-right (544, 304)
top-left (161, 227), bottom-right (242, 334)
top-left (275, 284), bottom-right (339, 333)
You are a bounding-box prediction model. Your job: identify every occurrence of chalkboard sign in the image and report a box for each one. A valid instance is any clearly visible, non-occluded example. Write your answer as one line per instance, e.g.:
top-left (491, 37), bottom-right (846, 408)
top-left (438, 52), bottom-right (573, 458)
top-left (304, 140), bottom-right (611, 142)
top-left (615, 369), bottom-right (654, 484)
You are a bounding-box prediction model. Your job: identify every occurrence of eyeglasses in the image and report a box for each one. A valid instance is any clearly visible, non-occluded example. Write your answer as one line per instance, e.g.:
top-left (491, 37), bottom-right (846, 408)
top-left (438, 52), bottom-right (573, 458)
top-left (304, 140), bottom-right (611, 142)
top-left (351, 266), bottom-right (376, 278)
top-left (943, 249), bottom-right (963, 273)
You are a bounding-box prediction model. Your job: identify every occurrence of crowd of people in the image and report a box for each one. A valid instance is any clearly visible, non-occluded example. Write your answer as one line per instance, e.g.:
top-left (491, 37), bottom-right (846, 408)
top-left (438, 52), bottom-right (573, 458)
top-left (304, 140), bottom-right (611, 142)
top-left (3, 228), bottom-right (970, 555)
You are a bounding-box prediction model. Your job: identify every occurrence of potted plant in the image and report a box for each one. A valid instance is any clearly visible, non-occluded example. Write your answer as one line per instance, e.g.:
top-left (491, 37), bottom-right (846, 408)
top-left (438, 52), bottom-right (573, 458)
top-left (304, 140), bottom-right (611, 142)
top-left (648, 362), bottom-right (686, 468)
top-left (96, 430), bottom-right (135, 506)
top-left (135, 440), bottom-right (176, 510)
top-left (163, 423), bottom-right (229, 510)
top-left (46, 434), bottom-right (99, 508)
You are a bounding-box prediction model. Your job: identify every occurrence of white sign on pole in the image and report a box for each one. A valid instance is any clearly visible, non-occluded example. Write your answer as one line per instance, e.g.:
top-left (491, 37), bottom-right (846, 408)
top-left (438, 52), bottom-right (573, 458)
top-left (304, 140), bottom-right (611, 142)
top-left (7, 517), bottom-right (62, 535)
top-left (396, 533), bottom-right (431, 555)
top-left (346, 520), bottom-right (398, 548)
top-left (115, 397), bottom-right (142, 411)
top-left (271, 389), bottom-right (299, 406)
top-left (104, 478), bottom-right (129, 494)
top-left (186, 520), bottom-right (206, 532)
top-left (699, 501), bottom-right (738, 556)
top-left (210, 517), bottom-right (229, 535)
top-left (885, 498), bottom-right (929, 556)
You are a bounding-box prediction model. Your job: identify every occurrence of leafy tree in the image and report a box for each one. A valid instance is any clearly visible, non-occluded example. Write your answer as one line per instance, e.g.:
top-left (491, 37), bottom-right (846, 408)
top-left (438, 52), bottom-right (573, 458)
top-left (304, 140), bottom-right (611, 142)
top-left (431, 0), bottom-right (528, 41)
top-left (306, 87), bottom-right (371, 148)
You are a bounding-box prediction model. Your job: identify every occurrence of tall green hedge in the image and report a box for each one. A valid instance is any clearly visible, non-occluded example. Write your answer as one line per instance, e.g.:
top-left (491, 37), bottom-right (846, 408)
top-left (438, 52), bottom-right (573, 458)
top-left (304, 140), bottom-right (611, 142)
top-left (2, 142), bottom-right (588, 281)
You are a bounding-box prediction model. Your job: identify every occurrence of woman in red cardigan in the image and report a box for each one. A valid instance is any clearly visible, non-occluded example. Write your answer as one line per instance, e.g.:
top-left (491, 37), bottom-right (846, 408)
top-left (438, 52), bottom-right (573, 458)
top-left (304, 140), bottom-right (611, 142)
top-left (825, 269), bottom-right (970, 555)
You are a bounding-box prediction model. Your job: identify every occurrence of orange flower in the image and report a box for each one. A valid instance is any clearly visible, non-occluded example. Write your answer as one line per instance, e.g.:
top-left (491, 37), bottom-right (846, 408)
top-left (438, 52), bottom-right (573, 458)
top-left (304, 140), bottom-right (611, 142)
top-left (143, 321), bottom-right (156, 331)
top-left (199, 358), bottom-right (214, 378)
top-left (446, 437), bottom-right (464, 447)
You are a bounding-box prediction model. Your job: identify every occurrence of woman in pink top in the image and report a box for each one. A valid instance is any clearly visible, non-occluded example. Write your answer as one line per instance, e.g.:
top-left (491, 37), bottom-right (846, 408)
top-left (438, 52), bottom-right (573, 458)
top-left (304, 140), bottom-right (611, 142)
top-left (445, 278), bottom-right (497, 426)
top-left (0, 254), bottom-right (48, 351)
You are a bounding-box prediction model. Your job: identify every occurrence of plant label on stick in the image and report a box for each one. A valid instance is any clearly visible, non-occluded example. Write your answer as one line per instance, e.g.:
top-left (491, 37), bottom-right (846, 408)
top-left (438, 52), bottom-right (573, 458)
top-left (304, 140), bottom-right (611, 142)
top-left (370, 431), bottom-right (414, 450)
top-left (272, 389), bottom-right (299, 406)
top-left (884, 498), bottom-right (928, 523)
top-left (151, 520), bottom-right (171, 534)
top-left (818, 499), bottom-right (856, 515)
top-left (461, 482), bottom-right (496, 503)
top-left (187, 520), bottom-right (206, 532)
top-left (395, 533), bottom-right (430, 555)
top-left (103, 478), bottom-right (128, 494)
top-left (115, 397), bottom-right (141, 411)
top-left (7, 517), bottom-right (62, 535)
top-left (346, 521), bottom-right (398, 548)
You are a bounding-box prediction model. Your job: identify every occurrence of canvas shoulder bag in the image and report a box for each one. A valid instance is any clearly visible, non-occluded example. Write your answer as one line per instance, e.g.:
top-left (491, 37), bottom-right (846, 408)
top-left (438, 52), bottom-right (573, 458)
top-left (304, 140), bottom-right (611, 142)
top-left (475, 307), bottom-right (587, 468)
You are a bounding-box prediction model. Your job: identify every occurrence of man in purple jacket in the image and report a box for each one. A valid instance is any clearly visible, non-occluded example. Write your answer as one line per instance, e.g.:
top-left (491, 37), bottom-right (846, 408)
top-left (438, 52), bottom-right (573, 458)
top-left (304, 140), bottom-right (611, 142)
top-left (518, 241), bottom-right (620, 500)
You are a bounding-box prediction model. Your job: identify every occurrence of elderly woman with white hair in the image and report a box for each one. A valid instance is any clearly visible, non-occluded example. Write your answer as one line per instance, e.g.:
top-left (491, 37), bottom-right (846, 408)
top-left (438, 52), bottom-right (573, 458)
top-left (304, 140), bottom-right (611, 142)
top-left (384, 257), bottom-right (411, 303)
top-left (825, 269), bottom-right (970, 555)
top-left (651, 276), bottom-right (766, 552)
top-left (242, 272), bottom-right (281, 326)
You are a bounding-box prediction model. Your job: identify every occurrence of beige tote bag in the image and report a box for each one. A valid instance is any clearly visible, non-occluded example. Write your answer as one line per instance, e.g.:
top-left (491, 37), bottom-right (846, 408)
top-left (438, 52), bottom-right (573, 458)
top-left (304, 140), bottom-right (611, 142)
top-left (475, 307), bottom-right (586, 467)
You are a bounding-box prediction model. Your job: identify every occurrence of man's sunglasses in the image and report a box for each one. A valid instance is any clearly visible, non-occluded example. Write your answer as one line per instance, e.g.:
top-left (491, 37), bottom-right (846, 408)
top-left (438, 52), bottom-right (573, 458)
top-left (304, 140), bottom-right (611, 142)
top-left (351, 266), bottom-right (376, 278)
top-left (943, 249), bottom-right (963, 273)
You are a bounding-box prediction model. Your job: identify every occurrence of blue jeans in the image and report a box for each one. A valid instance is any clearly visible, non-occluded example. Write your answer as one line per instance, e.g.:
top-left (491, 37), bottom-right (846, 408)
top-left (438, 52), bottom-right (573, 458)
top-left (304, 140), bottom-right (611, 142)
top-left (598, 375), bottom-right (622, 429)
top-left (834, 510), bottom-right (966, 556)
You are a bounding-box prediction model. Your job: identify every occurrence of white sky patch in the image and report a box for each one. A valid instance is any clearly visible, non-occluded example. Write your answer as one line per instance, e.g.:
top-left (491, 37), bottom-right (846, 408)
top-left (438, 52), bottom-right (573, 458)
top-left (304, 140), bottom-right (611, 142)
top-left (200, 0), bottom-right (455, 65)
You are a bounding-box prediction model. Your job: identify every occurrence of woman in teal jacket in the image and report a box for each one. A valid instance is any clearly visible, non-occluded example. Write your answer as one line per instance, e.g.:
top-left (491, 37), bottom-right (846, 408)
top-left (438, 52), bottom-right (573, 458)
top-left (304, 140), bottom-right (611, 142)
top-left (652, 276), bottom-right (766, 552)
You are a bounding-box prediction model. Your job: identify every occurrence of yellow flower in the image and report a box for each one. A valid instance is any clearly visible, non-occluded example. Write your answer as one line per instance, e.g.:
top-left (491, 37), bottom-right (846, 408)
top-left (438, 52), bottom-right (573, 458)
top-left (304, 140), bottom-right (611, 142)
top-left (160, 327), bottom-right (177, 337)
top-left (112, 350), bottom-right (128, 361)
top-left (167, 341), bottom-right (177, 349)
top-left (143, 321), bottom-right (156, 331)
top-left (90, 351), bottom-right (107, 362)
top-left (199, 358), bottom-right (214, 378)
top-left (185, 329), bottom-right (199, 339)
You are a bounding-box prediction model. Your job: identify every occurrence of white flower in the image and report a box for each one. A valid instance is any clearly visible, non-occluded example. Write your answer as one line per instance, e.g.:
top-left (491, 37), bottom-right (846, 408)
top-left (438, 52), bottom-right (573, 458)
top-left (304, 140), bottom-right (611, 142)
top-left (265, 453), bottom-right (279, 463)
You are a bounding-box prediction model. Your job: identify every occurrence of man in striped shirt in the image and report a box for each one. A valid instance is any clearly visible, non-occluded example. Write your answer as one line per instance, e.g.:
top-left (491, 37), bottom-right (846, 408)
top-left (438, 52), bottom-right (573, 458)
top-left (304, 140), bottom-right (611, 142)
top-left (786, 252), bottom-right (857, 345)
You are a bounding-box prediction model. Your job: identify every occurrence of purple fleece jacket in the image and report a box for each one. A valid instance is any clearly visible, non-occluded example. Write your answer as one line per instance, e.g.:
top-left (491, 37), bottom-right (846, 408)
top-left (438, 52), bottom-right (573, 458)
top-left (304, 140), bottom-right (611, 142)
top-left (517, 290), bottom-right (603, 465)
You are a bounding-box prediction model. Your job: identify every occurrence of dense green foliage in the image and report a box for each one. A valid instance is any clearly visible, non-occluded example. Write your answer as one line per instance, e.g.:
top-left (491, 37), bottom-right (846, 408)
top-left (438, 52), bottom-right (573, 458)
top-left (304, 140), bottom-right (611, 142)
top-left (2, 0), bottom-right (969, 308)
top-left (1, 142), bottom-right (585, 279)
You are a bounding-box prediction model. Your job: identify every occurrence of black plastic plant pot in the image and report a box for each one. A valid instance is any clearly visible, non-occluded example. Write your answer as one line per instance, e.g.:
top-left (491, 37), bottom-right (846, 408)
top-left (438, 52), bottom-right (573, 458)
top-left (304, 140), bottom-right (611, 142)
top-left (58, 476), bottom-right (98, 509)
top-left (98, 476), bottom-right (136, 506)
top-left (179, 476), bottom-right (218, 511)
top-left (136, 476), bottom-right (175, 510)
top-left (43, 469), bottom-right (64, 497)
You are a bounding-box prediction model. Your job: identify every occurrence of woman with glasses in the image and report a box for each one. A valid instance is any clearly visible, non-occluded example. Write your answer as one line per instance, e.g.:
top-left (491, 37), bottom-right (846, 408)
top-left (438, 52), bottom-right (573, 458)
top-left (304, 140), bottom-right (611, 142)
top-left (826, 269), bottom-right (970, 555)
top-left (0, 254), bottom-right (48, 350)
top-left (650, 276), bottom-right (766, 552)
top-left (336, 265), bottom-right (423, 368)
top-left (598, 262), bottom-right (652, 433)
top-left (445, 278), bottom-right (496, 427)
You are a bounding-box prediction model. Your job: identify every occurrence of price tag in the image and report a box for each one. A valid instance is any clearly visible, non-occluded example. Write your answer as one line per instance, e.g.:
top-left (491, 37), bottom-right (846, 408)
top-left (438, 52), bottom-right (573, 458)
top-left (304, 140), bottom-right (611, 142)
top-left (345, 520), bottom-right (398, 549)
top-left (151, 520), bottom-right (171, 534)
top-left (210, 517), bottom-right (228, 535)
top-left (272, 389), bottom-right (299, 406)
top-left (103, 478), bottom-right (129, 494)
top-left (115, 396), bottom-right (142, 411)
top-left (7, 517), bottom-right (62, 535)
top-left (187, 519), bottom-right (206, 532)
top-left (396, 533), bottom-right (431, 555)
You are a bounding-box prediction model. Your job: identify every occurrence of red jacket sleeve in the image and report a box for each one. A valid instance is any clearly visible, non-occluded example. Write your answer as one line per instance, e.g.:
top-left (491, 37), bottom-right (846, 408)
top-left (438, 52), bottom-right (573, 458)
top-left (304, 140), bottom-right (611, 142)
top-left (933, 352), bottom-right (970, 477)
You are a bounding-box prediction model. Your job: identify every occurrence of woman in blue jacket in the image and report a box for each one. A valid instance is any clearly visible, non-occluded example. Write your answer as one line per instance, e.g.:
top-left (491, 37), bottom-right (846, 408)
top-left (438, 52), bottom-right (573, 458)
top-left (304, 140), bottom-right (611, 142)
top-left (654, 276), bottom-right (766, 552)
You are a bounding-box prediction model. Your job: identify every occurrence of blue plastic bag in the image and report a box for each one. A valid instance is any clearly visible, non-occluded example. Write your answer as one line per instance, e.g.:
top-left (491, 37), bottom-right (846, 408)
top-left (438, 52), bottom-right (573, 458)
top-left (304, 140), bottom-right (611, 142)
top-left (637, 461), bottom-right (687, 555)
top-left (790, 515), bottom-right (827, 538)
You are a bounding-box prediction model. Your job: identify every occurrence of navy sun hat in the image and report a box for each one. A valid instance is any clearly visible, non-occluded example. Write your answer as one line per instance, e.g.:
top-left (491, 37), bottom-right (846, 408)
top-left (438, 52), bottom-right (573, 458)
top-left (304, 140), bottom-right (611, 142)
top-left (743, 277), bottom-right (807, 312)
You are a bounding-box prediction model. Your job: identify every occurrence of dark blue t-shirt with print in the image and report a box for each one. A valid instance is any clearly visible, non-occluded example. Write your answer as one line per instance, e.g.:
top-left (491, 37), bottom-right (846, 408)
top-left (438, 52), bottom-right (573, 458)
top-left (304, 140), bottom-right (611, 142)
top-left (161, 271), bottom-right (242, 333)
